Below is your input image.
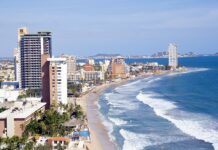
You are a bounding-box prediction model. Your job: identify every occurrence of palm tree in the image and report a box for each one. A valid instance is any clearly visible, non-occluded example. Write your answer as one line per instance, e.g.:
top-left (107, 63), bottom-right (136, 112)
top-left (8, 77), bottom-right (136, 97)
top-left (24, 141), bottom-right (34, 150)
top-left (0, 137), bottom-right (3, 149)
top-left (39, 122), bottom-right (47, 135)
top-left (5, 136), bottom-right (19, 150)
top-left (57, 142), bottom-right (65, 150)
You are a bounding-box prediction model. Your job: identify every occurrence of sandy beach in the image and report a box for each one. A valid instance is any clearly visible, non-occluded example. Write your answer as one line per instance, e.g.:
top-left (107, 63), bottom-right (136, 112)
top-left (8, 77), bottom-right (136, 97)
top-left (75, 71), bottom-right (173, 150)
top-left (76, 79), bottom-right (130, 150)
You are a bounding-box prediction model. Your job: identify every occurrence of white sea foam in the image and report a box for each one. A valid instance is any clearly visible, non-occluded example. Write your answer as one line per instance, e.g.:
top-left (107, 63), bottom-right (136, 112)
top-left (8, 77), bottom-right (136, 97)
top-left (98, 112), bottom-right (115, 142)
top-left (96, 102), bottom-right (101, 109)
top-left (120, 129), bottom-right (150, 150)
top-left (167, 68), bottom-right (209, 77)
top-left (104, 91), bottom-right (138, 111)
top-left (122, 79), bottom-right (142, 87)
top-left (109, 117), bottom-right (127, 126)
top-left (147, 77), bottom-right (161, 83)
top-left (120, 129), bottom-right (190, 150)
top-left (136, 92), bottom-right (218, 150)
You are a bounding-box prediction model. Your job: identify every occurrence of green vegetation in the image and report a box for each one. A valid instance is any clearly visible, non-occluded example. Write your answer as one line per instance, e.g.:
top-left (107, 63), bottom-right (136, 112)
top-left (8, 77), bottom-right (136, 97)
top-left (71, 105), bottom-right (83, 119)
top-left (165, 65), bottom-right (172, 70)
top-left (23, 141), bottom-right (34, 150)
top-left (0, 136), bottom-right (26, 150)
top-left (24, 104), bottom-right (84, 137)
top-left (0, 104), bottom-right (84, 149)
top-left (68, 83), bottom-right (82, 97)
top-left (18, 89), bottom-right (39, 99)
top-left (0, 107), bottom-right (7, 113)
top-left (24, 108), bottom-right (70, 137)
top-left (34, 144), bottom-right (52, 150)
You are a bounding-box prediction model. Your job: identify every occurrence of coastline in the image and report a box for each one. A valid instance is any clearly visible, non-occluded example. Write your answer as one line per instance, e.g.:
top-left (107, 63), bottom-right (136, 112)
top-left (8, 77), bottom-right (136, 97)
top-left (86, 80), bottom-right (130, 150)
top-left (75, 70), bottom-right (187, 150)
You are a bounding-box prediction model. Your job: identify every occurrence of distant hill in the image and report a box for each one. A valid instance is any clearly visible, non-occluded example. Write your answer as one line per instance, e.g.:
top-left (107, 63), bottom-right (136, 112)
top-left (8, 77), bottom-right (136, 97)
top-left (89, 53), bottom-right (123, 59)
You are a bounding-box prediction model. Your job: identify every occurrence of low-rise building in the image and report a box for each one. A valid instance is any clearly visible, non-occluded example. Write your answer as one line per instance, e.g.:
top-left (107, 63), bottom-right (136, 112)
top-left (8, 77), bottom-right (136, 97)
top-left (0, 100), bottom-right (46, 137)
top-left (0, 81), bottom-right (19, 90)
top-left (68, 71), bottom-right (82, 82)
top-left (0, 63), bottom-right (15, 82)
top-left (47, 137), bottom-right (70, 150)
top-left (83, 64), bottom-right (94, 71)
top-left (0, 88), bottom-right (21, 103)
top-left (68, 70), bottom-right (105, 82)
top-left (81, 70), bottom-right (104, 81)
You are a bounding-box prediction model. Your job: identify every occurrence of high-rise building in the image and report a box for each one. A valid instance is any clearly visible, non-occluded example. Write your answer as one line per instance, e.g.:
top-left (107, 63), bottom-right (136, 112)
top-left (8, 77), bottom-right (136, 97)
top-left (47, 58), bottom-right (67, 107)
top-left (168, 43), bottom-right (178, 68)
top-left (41, 53), bottom-right (51, 108)
top-left (110, 57), bottom-right (127, 79)
top-left (19, 30), bottom-right (52, 89)
top-left (61, 55), bottom-right (76, 79)
top-left (14, 48), bottom-right (19, 81)
top-left (15, 27), bottom-right (29, 88)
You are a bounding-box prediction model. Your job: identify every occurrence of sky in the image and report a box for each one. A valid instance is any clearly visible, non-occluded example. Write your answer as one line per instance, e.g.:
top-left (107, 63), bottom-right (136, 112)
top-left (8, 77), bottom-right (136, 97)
top-left (0, 0), bottom-right (218, 57)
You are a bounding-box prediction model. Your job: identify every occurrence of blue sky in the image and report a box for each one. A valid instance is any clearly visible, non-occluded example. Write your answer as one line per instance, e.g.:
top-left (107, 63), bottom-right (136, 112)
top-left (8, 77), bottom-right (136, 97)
top-left (0, 0), bottom-right (218, 57)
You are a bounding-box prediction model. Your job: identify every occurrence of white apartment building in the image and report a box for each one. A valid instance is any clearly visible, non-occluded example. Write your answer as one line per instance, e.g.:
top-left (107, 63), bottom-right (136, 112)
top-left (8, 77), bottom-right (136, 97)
top-left (168, 43), bottom-right (178, 68)
top-left (48, 58), bottom-right (67, 106)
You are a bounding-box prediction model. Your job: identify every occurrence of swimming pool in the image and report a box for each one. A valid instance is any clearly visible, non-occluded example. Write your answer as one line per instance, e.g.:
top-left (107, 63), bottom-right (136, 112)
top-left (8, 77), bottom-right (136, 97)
top-left (79, 131), bottom-right (90, 137)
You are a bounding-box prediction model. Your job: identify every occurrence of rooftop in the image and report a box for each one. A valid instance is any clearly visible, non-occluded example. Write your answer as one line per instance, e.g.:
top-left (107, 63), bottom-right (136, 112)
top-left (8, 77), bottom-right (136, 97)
top-left (0, 100), bottom-right (46, 119)
top-left (47, 57), bottom-right (66, 62)
top-left (47, 137), bottom-right (70, 142)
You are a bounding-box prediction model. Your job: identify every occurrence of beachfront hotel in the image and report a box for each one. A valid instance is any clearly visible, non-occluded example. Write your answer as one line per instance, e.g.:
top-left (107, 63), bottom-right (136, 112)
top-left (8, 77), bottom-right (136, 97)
top-left (110, 57), bottom-right (128, 79)
top-left (14, 27), bottom-right (29, 88)
top-left (168, 43), bottom-right (178, 68)
top-left (47, 57), bottom-right (68, 107)
top-left (16, 27), bottom-right (52, 89)
top-left (0, 100), bottom-right (46, 137)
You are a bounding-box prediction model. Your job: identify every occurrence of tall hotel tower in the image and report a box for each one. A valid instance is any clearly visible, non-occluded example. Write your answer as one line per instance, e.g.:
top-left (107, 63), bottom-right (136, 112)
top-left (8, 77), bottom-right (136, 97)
top-left (15, 27), bottom-right (29, 88)
top-left (18, 28), bottom-right (52, 89)
top-left (168, 43), bottom-right (178, 68)
top-left (47, 58), bottom-right (67, 107)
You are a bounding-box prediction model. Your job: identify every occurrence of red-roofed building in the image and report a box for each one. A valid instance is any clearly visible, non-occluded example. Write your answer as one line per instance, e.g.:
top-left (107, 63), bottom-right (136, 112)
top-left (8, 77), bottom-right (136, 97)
top-left (83, 64), bottom-right (94, 71)
top-left (47, 137), bottom-right (70, 150)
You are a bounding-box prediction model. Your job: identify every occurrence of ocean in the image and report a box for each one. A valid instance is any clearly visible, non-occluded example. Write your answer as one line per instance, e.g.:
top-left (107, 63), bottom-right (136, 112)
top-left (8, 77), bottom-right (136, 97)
top-left (98, 56), bottom-right (218, 150)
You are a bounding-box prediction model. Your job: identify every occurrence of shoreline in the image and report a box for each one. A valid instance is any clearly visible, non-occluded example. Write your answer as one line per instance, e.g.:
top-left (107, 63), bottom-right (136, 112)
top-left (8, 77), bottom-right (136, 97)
top-left (76, 76), bottom-right (134, 150)
top-left (76, 69), bottom-right (188, 150)
top-left (76, 73), bottom-right (153, 150)
top-left (85, 80), bottom-right (130, 150)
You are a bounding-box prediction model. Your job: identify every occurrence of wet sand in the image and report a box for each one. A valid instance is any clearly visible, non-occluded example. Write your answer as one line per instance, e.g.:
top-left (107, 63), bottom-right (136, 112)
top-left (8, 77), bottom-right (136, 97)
top-left (78, 81), bottom-right (129, 150)
top-left (75, 70), bottom-right (181, 150)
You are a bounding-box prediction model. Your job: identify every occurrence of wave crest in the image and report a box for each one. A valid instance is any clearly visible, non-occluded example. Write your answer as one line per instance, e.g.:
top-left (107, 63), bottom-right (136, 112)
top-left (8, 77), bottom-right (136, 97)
top-left (136, 92), bottom-right (218, 150)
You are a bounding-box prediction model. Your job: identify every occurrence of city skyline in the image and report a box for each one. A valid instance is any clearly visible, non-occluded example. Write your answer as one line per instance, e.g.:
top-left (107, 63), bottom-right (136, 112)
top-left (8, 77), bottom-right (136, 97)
top-left (1, 0), bottom-right (218, 57)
